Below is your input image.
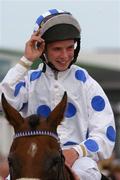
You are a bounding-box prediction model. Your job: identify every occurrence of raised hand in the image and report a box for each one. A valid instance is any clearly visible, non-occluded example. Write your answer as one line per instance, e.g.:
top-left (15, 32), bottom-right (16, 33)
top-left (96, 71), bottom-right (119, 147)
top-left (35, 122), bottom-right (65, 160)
top-left (24, 29), bottom-right (45, 62)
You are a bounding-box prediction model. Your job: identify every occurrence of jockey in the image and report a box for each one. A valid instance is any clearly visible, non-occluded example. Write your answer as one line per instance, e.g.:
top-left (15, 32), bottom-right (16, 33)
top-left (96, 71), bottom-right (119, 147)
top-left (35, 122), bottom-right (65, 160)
top-left (1, 9), bottom-right (116, 180)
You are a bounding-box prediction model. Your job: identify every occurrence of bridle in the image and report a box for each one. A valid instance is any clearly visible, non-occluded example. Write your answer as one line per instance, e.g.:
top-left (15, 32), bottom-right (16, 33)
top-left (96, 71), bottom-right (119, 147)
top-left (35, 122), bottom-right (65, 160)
top-left (11, 130), bottom-right (67, 180)
top-left (14, 130), bottom-right (59, 141)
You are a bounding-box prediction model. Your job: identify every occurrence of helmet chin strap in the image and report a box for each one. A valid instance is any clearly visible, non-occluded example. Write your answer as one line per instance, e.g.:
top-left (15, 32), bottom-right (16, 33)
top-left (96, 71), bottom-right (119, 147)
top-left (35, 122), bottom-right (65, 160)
top-left (43, 53), bottom-right (49, 63)
top-left (43, 53), bottom-right (59, 71)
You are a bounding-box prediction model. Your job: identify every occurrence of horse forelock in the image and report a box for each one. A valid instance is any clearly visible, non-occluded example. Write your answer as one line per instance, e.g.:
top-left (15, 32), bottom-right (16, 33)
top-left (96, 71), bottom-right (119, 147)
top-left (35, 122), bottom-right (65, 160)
top-left (28, 114), bottom-right (40, 129)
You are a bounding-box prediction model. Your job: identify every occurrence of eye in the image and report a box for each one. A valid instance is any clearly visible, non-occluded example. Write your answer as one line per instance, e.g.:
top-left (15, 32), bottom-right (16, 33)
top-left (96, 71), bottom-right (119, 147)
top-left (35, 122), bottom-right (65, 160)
top-left (67, 45), bottom-right (74, 50)
top-left (53, 156), bottom-right (61, 166)
top-left (43, 151), bottom-right (62, 174)
top-left (49, 155), bottom-right (62, 173)
top-left (52, 47), bottom-right (61, 52)
top-left (45, 155), bottom-right (61, 172)
top-left (8, 155), bottom-right (15, 178)
top-left (8, 154), bottom-right (22, 178)
top-left (61, 153), bottom-right (65, 163)
top-left (8, 156), bottom-right (13, 167)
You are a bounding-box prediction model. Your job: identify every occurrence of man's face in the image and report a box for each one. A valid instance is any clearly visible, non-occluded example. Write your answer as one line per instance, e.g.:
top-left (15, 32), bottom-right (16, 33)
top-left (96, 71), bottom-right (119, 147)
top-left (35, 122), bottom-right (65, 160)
top-left (46, 40), bottom-right (75, 71)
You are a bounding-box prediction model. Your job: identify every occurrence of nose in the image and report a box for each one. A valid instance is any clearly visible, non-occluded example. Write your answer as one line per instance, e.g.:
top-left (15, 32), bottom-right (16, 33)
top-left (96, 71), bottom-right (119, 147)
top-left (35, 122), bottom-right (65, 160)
top-left (61, 49), bottom-right (68, 59)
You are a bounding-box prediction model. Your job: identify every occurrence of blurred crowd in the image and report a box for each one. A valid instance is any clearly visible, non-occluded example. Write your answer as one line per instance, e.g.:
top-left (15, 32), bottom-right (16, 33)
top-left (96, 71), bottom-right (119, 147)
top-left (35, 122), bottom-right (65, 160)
top-left (98, 153), bottom-right (120, 180)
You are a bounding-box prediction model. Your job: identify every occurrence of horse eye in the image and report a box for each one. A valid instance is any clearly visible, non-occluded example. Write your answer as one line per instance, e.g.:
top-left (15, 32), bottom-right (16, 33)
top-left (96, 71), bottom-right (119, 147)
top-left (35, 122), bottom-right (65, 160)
top-left (61, 153), bottom-right (65, 163)
top-left (49, 156), bottom-right (61, 171)
top-left (47, 156), bottom-right (61, 171)
top-left (8, 156), bottom-right (13, 167)
top-left (53, 156), bottom-right (61, 165)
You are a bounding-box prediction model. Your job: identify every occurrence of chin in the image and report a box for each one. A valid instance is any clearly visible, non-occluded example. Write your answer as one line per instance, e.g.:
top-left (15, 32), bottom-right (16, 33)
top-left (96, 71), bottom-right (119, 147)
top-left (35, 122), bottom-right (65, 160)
top-left (56, 64), bottom-right (70, 71)
top-left (57, 67), bottom-right (68, 71)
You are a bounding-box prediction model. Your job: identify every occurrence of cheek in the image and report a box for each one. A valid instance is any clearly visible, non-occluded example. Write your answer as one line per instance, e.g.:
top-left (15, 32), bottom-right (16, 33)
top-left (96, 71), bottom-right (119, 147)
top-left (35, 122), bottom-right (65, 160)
top-left (66, 52), bottom-right (74, 62)
top-left (69, 50), bottom-right (74, 57)
top-left (70, 53), bottom-right (74, 59)
top-left (48, 52), bottom-right (59, 60)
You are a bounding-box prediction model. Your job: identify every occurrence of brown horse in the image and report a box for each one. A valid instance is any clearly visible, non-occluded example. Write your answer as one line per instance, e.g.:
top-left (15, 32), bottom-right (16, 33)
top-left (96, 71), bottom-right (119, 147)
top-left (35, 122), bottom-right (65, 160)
top-left (1, 92), bottom-right (76, 180)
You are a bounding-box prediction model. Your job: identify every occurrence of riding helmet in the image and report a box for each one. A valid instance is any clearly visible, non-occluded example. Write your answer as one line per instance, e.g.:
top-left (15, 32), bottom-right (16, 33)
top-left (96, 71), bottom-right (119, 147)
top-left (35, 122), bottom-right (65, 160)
top-left (33, 9), bottom-right (81, 65)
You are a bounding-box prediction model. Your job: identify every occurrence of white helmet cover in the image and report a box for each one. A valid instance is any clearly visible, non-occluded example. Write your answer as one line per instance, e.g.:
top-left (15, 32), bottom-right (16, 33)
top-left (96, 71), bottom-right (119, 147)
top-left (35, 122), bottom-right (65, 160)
top-left (34, 9), bottom-right (81, 65)
top-left (34, 9), bottom-right (81, 42)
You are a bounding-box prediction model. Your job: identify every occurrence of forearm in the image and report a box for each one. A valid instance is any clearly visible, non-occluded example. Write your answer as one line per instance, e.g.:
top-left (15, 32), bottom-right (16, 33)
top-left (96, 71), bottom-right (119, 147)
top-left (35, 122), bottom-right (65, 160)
top-left (1, 58), bottom-right (31, 111)
top-left (2, 57), bottom-right (32, 86)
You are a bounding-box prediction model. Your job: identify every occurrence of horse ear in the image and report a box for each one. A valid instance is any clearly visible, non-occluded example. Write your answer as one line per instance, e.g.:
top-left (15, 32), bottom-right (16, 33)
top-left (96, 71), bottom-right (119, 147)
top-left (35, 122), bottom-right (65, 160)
top-left (1, 93), bottom-right (24, 130)
top-left (48, 92), bottom-right (67, 130)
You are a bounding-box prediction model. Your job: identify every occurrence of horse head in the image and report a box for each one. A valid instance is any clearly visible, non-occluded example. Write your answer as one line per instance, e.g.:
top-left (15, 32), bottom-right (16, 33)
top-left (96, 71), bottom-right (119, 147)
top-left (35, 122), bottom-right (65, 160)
top-left (1, 92), bottom-right (74, 180)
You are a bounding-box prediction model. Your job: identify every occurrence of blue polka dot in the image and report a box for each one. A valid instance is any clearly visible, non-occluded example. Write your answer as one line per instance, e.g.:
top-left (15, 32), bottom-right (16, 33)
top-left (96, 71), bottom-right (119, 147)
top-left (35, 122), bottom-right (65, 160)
top-left (37, 105), bottom-right (51, 118)
top-left (65, 102), bottom-right (77, 118)
top-left (14, 81), bottom-right (25, 97)
top-left (106, 126), bottom-right (116, 142)
top-left (84, 139), bottom-right (99, 152)
top-left (75, 70), bottom-right (87, 82)
top-left (30, 71), bottom-right (42, 81)
top-left (91, 96), bottom-right (105, 111)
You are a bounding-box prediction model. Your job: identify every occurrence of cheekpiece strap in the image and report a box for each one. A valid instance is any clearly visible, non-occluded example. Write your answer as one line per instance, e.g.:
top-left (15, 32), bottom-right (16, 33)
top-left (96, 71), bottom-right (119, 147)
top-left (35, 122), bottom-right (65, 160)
top-left (14, 130), bottom-right (59, 141)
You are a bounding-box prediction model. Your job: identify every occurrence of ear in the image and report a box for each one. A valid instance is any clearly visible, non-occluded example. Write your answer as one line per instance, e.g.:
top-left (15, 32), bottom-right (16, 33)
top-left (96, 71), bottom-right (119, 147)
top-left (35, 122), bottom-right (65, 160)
top-left (48, 92), bottom-right (67, 130)
top-left (1, 93), bottom-right (24, 130)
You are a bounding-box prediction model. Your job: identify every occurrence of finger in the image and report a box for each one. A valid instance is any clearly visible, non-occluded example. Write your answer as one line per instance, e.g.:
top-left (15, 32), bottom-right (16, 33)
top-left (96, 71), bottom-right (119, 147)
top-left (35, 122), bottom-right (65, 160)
top-left (31, 34), bottom-right (45, 43)
top-left (28, 37), bottom-right (44, 48)
top-left (31, 36), bottom-right (44, 43)
top-left (36, 28), bottom-right (41, 36)
top-left (33, 28), bottom-right (41, 36)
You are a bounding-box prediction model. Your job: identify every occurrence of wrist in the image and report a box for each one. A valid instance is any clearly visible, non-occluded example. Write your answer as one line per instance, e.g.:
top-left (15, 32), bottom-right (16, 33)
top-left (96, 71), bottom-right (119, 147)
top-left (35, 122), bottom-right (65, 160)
top-left (72, 144), bottom-right (87, 158)
top-left (71, 148), bottom-right (79, 159)
top-left (19, 56), bottom-right (33, 69)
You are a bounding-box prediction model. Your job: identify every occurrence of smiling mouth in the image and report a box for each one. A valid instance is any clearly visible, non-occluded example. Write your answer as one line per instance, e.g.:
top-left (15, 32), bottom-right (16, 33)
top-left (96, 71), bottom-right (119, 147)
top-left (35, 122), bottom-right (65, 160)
top-left (56, 60), bottom-right (69, 65)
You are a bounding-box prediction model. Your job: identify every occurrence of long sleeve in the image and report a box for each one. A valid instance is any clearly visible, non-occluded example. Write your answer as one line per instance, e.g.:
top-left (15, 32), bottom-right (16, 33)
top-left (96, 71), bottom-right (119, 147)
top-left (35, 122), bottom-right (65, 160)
top-left (73, 72), bottom-right (116, 161)
top-left (1, 63), bottom-right (116, 161)
top-left (1, 63), bottom-right (29, 111)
